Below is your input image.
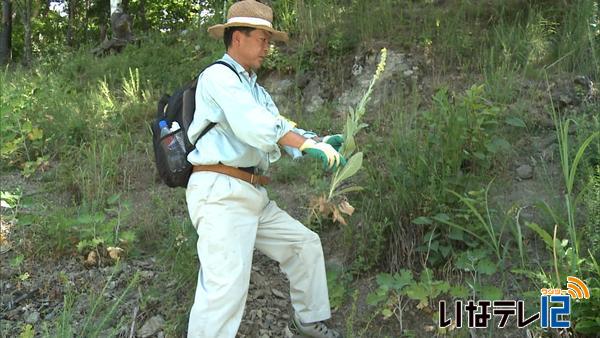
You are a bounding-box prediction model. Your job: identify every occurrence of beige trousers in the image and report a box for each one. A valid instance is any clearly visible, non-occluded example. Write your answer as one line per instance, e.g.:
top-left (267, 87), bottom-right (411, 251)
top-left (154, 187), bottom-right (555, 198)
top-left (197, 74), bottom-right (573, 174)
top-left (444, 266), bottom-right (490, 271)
top-left (185, 171), bottom-right (331, 338)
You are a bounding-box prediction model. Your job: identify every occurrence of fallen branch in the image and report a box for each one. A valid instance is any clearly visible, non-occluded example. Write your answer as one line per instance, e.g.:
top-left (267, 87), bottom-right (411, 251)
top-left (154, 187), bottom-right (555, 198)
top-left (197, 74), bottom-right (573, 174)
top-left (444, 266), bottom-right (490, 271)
top-left (128, 305), bottom-right (139, 338)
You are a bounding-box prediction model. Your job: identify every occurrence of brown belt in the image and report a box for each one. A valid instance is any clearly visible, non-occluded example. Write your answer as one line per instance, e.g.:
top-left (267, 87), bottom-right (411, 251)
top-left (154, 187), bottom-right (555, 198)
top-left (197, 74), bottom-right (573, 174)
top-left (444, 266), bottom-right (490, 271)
top-left (192, 164), bottom-right (270, 186)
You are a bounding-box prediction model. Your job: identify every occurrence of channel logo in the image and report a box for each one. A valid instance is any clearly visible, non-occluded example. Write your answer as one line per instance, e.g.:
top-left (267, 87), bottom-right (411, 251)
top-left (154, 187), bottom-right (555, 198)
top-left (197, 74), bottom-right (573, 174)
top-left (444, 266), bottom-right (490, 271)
top-left (439, 276), bottom-right (591, 329)
top-left (565, 276), bottom-right (590, 300)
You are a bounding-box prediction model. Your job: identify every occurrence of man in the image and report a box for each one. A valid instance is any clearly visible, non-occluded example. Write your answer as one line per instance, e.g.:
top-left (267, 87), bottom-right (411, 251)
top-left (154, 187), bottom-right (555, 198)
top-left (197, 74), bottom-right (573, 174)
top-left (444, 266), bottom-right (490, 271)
top-left (185, 1), bottom-right (345, 337)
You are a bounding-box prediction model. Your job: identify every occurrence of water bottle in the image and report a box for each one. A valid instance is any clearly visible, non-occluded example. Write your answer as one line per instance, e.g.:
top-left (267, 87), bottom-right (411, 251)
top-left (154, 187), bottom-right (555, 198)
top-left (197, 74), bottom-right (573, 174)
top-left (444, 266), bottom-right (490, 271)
top-left (159, 120), bottom-right (186, 171)
top-left (170, 122), bottom-right (186, 151)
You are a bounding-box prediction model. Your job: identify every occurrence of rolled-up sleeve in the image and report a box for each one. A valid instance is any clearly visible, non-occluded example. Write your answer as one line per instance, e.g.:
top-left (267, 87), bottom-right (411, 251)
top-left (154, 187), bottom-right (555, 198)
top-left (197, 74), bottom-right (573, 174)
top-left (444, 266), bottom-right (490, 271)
top-left (202, 65), bottom-right (293, 154)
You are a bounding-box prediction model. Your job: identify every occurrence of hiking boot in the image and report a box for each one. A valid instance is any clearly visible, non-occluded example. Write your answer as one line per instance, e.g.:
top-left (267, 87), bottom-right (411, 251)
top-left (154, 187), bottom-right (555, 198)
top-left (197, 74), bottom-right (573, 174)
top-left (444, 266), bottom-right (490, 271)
top-left (287, 313), bottom-right (343, 338)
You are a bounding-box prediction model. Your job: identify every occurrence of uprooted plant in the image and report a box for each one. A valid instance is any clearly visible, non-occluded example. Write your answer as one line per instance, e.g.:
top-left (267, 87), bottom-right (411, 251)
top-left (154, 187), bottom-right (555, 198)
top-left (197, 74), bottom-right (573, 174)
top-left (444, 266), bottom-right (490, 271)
top-left (311, 48), bottom-right (388, 225)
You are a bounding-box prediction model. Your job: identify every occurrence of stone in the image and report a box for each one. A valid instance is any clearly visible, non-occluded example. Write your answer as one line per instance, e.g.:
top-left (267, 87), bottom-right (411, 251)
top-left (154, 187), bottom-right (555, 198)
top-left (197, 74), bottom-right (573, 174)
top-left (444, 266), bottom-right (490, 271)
top-left (306, 95), bottom-right (325, 113)
top-left (139, 270), bottom-right (155, 280)
top-left (337, 49), bottom-right (414, 111)
top-left (25, 311), bottom-right (40, 324)
top-left (574, 75), bottom-right (592, 89)
top-left (271, 288), bottom-right (286, 299)
top-left (138, 315), bottom-right (165, 338)
top-left (251, 271), bottom-right (267, 286)
top-left (516, 164), bottom-right (533, 180)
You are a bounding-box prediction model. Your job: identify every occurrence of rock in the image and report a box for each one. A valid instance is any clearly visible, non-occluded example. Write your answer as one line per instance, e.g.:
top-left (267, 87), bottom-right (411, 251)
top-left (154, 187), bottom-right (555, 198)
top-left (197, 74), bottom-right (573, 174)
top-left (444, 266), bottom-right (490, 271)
top-left (25, 311), bottom-right (40, 324)
top-left (271, 288), bottom-right (286, 299)
top-left (352, 63), bottom-right (363, 76)
top-left (251, 271), bottom-right (267, 286)
top-left (574, 75), bottom-right (592, 90)
top-left (541, 144), bottom-right (558, 162)
top-left (139, 270), bottom-right (155, 280)
top-left (262, 76), bottom-right (296, 115)
top-left (337, 49), bottom-right (414, 111)
top-left (138, 315), bottom-right (165, 338)
top-left (306, 95), bottom-right (325, 113)
top-left (516, 165), bottom-right (534, 180)
top-left (303, 77), bottom-right (326, 113)
top-left (558, 94), bottom-right (573, 106)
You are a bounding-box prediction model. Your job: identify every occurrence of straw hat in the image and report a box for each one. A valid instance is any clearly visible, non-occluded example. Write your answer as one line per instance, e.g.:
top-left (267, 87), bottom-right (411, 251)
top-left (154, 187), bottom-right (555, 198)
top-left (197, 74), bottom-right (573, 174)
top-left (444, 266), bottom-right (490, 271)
top-left (207, 0), bottom-right (288, 42)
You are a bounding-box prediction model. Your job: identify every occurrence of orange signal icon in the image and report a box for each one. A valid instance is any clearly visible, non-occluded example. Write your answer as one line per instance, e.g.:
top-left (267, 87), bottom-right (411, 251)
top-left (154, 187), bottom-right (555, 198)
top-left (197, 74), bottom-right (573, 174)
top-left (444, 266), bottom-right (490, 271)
top-left (566, 276), bottom-right (590, 299)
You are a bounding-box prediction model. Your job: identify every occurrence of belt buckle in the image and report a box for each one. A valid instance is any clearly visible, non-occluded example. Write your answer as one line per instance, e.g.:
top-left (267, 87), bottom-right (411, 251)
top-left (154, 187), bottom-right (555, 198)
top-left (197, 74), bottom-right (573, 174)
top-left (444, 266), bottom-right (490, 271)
top-left (250, 173), bottom-right (256, 185)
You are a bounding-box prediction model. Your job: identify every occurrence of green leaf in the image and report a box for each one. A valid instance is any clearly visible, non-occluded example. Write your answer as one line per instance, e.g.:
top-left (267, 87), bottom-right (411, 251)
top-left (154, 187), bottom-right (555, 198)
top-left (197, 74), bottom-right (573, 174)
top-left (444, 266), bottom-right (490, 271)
top-left (366, 289), bottom-right (388, 306)
top-left (333, 152), bottom-right (363, 187)
top-left (1, 139), bottom-right (20, 157)
top-left (17, 214), bottom-right (35, 226)
top-left (376, 273), bottom-right (395, 289)
top-left (575, 320), bottom-right (600, 334)
top-left (27, 127), bottom-right (43, 141)
top-left (439, 245), bottom-right (451, 257)
top-left (448, 227), bottom-right (464, 241)
top-left (412, 216), bottom-right (432, 225)
top-left (107, 193), bottom-right (121, 205)
top-left (391, 270), bottom-right (414, 291)
top-left (567, 131), bottom-right (599, 192)
top-left (476, 258), bottom-right (497, 275)
top-left (381, 308), bottom-right (394, 319)
top-left (525, 222), bottom-right (553, 248)
top-left (119, 230), bottom-right (136, 244)
top-left (10, 254), bottom-right (24, 268)
top-left (455, 252), bottom-right (474, 271)
top-left (449, 285), bottom-right (470, 298)
top-left (332, 186), bottom-right (364, 197)
top-left (357, 122), bottom-right (369, 131)
top-left (433, 213), bottom-right (450, 222)
top-left (435, 281), bottom-right (451, 294)
top-left (404, 284), bottom-right (429, 303)
top-left (485, 137), bottom-right (511, 153)
top-left (473, 151), bottom-right (486, 160)
top-left (478, 285), bottom-right (502, 300)
top-left (76, 212), bottom-right (106, 225)
top-left (505, 117), bottom-right (527, 128)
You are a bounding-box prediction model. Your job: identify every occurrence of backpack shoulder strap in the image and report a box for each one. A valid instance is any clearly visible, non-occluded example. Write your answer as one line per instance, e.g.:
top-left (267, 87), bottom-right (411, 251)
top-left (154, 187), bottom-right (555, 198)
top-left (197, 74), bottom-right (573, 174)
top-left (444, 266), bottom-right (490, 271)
top-left (192, 60), bottom-right (243, 148)
top-left (211, 60), bottom-right (242, 82)
top-left (190, 60), bottom-right (242, 88)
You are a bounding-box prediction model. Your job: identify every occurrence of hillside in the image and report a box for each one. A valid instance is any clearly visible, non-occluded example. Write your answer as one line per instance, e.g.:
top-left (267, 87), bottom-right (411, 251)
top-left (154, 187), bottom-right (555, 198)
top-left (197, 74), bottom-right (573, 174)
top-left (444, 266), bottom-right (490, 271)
top-left (1, 1), bottom-right (599, 337)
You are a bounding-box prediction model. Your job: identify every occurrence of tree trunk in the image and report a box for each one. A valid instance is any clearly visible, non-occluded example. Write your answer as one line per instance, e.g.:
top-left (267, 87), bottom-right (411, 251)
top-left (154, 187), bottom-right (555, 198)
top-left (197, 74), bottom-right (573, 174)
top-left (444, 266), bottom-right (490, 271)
top-left (41, 0), bottom-right (50, 18)
top-left (67, 0), bottom-right (75, 47)
top-left (139, 0), bottom-right (147, 31)
top-left (83, 0), bottom-right (89, 42)
top-left (21, 0), bottom-right (32, 65)
top-left (0, 0), bottom-right (12, 65)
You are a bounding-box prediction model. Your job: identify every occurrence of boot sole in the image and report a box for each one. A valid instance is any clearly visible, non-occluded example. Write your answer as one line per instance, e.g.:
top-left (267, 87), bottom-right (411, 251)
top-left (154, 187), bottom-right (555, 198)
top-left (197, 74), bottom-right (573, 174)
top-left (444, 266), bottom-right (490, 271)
top-left (284, 325), bottom-right (307, 338)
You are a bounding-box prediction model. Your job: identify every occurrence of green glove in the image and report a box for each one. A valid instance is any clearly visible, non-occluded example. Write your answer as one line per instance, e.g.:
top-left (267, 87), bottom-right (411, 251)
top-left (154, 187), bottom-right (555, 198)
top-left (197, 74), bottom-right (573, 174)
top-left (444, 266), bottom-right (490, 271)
top-left (323, 134), bottom-right (344, 152)
top-left (299, 139), bottom-right (347, 170)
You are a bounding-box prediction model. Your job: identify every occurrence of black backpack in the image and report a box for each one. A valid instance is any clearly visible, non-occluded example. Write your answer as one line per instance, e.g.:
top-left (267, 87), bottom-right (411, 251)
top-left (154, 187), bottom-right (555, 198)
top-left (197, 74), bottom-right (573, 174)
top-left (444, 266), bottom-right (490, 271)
top-left (151, 61), bottom-right (241, 188)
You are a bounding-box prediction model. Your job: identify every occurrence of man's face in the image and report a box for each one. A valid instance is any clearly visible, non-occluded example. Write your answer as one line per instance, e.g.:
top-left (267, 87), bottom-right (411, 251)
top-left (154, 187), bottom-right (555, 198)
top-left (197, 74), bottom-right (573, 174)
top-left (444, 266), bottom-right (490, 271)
top-left (235, 29), bottom-right (271, 71)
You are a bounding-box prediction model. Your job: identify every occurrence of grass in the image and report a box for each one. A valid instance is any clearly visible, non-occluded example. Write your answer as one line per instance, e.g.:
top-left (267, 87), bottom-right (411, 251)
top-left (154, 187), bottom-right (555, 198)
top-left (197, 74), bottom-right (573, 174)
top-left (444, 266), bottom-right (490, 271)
top-left (2, 0), bottom-right (599, 336)
top-left (545, 72), bottom-right (599, 275)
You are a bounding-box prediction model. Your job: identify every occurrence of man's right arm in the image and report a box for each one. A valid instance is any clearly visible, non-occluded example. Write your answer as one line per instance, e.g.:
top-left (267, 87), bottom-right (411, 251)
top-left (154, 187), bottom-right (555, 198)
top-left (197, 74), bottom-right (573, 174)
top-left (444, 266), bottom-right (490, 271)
top-left (278, 131), bottom-right (345, 170)
top-left (203, 65), bottom-right (293, 154)
top-left (277, 131), bottom-right (307, 149)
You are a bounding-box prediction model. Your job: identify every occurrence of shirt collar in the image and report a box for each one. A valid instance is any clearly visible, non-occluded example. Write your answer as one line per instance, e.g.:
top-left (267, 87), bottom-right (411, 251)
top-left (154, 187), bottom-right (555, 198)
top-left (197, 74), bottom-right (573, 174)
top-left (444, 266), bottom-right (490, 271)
top-left (222, 53), bottom-right (257, 86)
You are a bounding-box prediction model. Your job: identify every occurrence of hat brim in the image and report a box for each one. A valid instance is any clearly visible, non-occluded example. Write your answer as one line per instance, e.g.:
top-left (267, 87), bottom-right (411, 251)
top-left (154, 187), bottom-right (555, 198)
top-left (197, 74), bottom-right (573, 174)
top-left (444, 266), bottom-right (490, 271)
top-left (208, 23), bottom-right (289, 43)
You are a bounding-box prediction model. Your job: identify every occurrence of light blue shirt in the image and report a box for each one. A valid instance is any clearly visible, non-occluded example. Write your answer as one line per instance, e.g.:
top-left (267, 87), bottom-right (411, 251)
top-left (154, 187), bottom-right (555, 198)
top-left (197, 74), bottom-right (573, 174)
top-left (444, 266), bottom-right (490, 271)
top-left (187, 54), bottom-right (315, 172)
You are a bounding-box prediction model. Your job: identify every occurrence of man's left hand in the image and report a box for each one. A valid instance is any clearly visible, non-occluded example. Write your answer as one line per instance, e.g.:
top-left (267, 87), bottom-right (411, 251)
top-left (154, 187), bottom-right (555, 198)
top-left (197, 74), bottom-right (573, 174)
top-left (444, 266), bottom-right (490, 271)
top-left (322, 134), bottom-right (344, 152)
